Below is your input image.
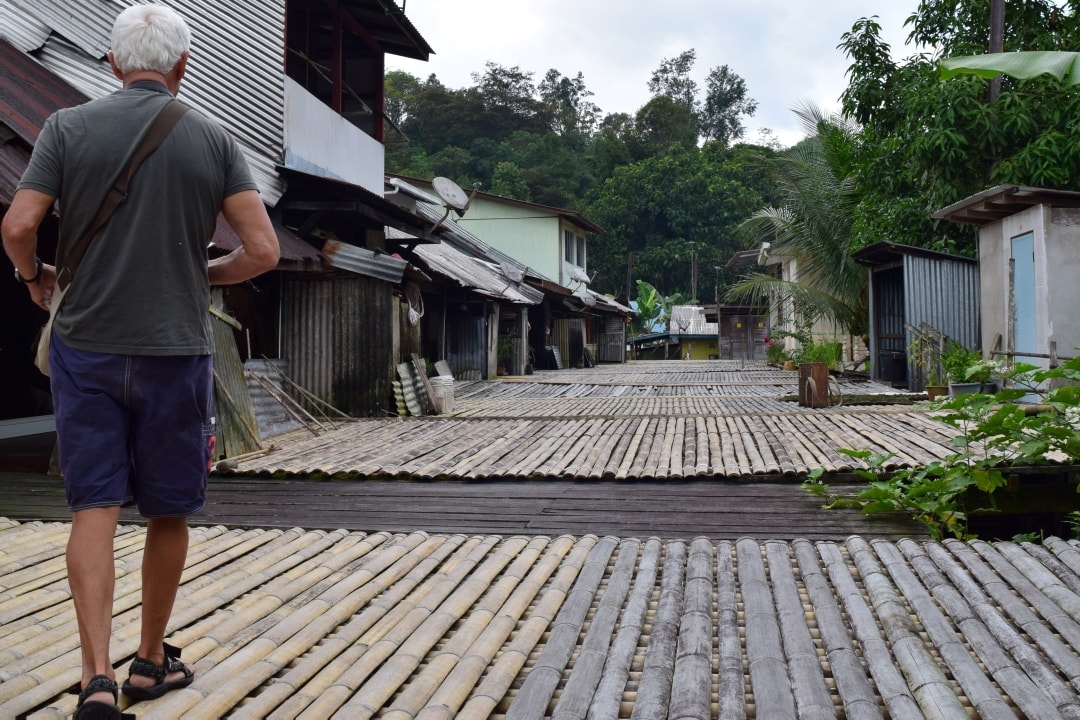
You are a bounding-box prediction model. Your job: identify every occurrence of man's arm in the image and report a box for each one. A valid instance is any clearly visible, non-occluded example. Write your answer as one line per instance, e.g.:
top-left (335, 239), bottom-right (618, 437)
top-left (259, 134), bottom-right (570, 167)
top-left (2, 188), bottom-right (57, 310)
top-left (208, 189), bottom-right (280, 285)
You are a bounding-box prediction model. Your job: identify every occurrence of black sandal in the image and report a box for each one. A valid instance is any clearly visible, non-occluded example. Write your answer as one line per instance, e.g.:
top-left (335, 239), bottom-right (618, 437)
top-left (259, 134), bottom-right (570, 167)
top-left (75, 675), bottom-right (135, 720)
top-left (120, 642), bottom-right (195, 701)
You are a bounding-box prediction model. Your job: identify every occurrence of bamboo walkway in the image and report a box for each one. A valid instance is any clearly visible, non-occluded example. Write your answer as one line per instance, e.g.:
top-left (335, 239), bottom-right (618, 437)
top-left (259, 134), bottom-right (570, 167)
top-left (8, 361), bottom-right (1079, 718)
top-left (225, 361), bottom-right (957, 480)
top-left (4, 519), bottom-right (1080, 719)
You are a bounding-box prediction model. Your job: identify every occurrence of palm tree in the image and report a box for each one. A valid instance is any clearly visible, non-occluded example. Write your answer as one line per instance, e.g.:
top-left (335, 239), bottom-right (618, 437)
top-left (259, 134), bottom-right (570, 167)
top-left (724, 103), bottom-right (867, 336)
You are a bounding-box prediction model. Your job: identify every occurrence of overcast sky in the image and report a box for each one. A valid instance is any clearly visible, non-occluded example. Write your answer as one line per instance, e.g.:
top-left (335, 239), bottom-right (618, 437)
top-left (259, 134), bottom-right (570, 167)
top-left (387, 1), bottom-right (922, 148)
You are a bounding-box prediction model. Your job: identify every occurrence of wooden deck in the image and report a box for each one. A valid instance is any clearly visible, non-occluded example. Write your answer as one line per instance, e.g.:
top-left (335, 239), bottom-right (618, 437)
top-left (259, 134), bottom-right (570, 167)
top-left (8, 360), bottom-right (1078, 718)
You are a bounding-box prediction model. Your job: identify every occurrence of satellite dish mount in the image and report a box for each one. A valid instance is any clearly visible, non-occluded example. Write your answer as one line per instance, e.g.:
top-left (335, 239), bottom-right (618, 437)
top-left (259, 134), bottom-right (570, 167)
top-left (429, 177), bottom-right (479, 233)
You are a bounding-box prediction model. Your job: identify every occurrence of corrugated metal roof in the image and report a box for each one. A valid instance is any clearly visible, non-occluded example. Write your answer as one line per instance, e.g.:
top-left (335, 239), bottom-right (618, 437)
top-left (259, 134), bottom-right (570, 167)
top-left (670, 305), bottom-right (718, 336)
top-left (23, 0), bottom-right (116, 58)
top-left (385, 180), bottom-right (557, 288)
top-left (0, 38), bottom-right (88, 143)
top-left (0, 1), bottom-right (50, 53)
top-left (933, 184), bottom-right (1080, 226)
top-left (210, 214), bottom-right (323, 264)
top-left (388, 172), bottom-right (606, 235)
top-left (413, 242), bottom-right (541, 304)
top-left (322, 238), bottom-right (406, 282)
top-left (3, 0), bottom-right (287, 204)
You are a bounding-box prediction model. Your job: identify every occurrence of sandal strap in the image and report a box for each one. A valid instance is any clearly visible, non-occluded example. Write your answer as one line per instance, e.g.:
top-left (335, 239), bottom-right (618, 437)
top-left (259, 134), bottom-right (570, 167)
top-left (78, 674), bottom-right (118, 706)
top-left (128, 642), bottom-right (190, 683)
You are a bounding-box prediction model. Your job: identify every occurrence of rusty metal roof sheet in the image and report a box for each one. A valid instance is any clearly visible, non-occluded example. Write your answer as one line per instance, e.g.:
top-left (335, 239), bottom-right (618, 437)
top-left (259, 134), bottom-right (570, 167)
top-left (412, 241), bottom-right (542, 304)
top-left (0, 38), bottom-right (88, 144)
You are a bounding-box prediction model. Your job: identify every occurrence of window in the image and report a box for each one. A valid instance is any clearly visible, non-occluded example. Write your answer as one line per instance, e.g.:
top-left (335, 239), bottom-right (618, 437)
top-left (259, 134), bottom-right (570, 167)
top-left (564, 230), bottom-right (575, 263)
top-left (576, 235), bottom-right (586, 270)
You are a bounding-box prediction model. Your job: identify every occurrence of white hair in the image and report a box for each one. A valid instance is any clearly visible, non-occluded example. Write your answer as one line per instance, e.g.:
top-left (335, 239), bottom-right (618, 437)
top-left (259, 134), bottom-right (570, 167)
top-left (110, 4), bottom-right (191, 75)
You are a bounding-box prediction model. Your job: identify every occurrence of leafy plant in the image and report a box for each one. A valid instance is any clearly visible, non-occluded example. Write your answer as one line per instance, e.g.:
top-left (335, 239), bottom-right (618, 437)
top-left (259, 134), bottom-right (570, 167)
top-left (763, 336), bottom-right (786, 365)
top-left (941, 342), bottom-right (982, 383)
top-left (800, 341), bottom-right (841, 367)
top-left (806, 356), bottom-right (1080, 539)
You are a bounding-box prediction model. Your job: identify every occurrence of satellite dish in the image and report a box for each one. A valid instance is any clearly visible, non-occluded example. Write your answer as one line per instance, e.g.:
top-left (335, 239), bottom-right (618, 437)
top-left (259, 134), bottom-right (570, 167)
top-left (500, 261), bottom-right (525, 283)
top-left (579, 292), bottom-right (596, 308)
top-left (432, 176), bottom-right (470, 211)
top-left (568, 266), bottom-right (591, 284)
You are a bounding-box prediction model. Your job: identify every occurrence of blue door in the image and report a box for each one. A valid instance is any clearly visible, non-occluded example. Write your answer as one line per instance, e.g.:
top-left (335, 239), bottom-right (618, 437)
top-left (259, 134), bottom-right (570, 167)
top-left (1011, 232), bottom-right (1036, 362)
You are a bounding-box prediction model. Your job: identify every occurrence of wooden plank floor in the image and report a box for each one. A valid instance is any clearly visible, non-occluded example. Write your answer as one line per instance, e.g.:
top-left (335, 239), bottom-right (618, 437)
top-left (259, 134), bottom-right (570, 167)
top-left (0, 473), bottom-right (924, 541)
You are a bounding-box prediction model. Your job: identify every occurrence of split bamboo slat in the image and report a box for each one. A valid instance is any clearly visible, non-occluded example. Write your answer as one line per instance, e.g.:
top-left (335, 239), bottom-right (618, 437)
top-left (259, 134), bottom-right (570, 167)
top-left (792, 540), bottom-right (882, 720)
top-left (587, 537), bottom-right (662, 720)
top-left (912, 541), bottom-right (1080, 716)
top-left (549, 538), bottom-right (639, 720)
top-left (872, 540), bottom-right (1022, 720)
top-left (845, 537), bottom-right (969, 719)
top-left (764, 540), bottom-right (834, 718)
top-left (736, 538), bottom-right (797, 718)
top-left (668, 537), bottom-right (714, 720)
top-left (942, 539), bottom-right (1080, 679)
top-left (628, 540), bottom-right (685, 720)
top-left (715, 540), bottom-right (746, 720)
top-left (504, 536), bottom-right (619, 720)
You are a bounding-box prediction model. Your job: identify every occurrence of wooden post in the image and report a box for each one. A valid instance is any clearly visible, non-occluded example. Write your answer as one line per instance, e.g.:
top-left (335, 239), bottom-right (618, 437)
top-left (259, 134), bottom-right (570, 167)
top-left (798, 362), bottom-right (830, 408)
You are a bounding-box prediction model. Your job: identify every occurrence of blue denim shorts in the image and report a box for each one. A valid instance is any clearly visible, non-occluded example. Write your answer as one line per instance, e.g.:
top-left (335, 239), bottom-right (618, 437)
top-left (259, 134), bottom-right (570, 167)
top-left (49, 334), bottom-right (214, 517)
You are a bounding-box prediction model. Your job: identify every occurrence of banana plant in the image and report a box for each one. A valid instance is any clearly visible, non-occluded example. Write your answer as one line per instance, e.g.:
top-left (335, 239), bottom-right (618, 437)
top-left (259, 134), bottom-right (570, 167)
top-left (940, 51), bottom-right (1080, 85)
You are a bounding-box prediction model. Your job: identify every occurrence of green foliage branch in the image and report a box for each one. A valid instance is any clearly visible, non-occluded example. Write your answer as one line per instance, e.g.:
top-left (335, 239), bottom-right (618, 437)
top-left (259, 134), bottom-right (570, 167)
top-left (804, 357), bottom-right (1080, 540)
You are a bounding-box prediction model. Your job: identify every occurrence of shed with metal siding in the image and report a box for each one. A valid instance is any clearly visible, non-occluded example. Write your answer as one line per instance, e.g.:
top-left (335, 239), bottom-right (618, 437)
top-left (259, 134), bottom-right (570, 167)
top-left (853, 242), bottom-right (979, 391)
top-left (282, 274), bottom-right (397, 417)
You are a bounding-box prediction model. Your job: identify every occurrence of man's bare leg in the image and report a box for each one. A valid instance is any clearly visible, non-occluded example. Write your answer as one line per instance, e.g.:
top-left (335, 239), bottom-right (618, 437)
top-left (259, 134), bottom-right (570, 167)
top-left (126, 516), bottom-right (194, 689)
top-left (68, 506), bottom-right (121, 705)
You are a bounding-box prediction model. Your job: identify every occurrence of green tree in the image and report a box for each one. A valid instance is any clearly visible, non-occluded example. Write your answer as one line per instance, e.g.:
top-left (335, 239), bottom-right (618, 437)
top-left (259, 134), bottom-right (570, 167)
top-left (700, 64), bottom-right (758, 145)
top-left (839, 4), bottom-right (1080, 252)
top-left (489, 161), bottom-right (531, 200)
top-left (585, 142), bottom-right (775, 302)
top-left (647, 50), bottom-right (699, 113)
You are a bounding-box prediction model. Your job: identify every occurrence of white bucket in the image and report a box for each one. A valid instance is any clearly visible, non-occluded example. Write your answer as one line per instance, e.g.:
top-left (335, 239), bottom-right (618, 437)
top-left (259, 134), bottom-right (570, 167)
top-left (429, 375), bottom-right (455, 414)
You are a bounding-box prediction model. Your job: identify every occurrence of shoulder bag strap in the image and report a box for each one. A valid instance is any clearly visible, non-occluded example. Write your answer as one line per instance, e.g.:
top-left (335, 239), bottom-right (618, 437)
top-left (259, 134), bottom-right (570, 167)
top-left (56, 100), bottom-right (190, 291)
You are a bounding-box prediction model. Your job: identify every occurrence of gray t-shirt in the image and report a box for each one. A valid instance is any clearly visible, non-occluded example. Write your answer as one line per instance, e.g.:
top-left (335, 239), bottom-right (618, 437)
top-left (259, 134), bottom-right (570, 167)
top-left (18, 87), bottom-right (258, 355)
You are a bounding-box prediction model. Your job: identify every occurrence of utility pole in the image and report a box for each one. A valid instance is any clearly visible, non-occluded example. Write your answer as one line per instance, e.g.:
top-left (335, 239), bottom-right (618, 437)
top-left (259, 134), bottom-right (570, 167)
top-left (689, 243), bottom-right (698, 304)
top-left (988, 0), bottom-right (1004, 103)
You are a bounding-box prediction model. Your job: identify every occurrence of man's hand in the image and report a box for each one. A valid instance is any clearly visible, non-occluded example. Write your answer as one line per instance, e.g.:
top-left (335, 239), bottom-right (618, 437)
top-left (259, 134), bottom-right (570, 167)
top-left (209, 189), bottom-right (280, 285)
top-left (3, 188), bottom-right (55, 309)
top-left (26, 264), bottom-right (57, 311)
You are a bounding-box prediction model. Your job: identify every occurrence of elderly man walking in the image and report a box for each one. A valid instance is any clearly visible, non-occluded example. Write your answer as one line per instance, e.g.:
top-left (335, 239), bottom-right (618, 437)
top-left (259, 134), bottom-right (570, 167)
top-left (2, 5), bottom-right (279, 718)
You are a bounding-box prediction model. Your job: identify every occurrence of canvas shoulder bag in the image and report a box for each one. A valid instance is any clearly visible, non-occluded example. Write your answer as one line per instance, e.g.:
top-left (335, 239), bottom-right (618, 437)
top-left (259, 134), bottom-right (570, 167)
top-left (35, 100), bottom-right (189, 376)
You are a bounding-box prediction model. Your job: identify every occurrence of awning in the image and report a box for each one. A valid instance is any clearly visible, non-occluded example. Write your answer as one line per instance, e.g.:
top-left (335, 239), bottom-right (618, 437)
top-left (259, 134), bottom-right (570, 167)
top-left (277, 166), bottom-right (438, 240)
top-left (211, 214), bottom-right (323, 264)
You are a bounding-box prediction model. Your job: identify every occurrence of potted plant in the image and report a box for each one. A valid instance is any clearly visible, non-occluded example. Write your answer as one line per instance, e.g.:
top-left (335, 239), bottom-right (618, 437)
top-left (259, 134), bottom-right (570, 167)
top-left (497, 336), bottom-right (515, 376)
top-left (941, 342), bottom-right (990, 397)
top-left (907, 329), bottom-right (947, 398)
top-left (925, 367), bottom-right (948, 400)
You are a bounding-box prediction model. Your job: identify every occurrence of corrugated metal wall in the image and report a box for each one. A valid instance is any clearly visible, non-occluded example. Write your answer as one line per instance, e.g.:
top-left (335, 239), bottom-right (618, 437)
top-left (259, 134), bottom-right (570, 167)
top-left (597, 316), bottom-right (626, 363)
top-left (903, 254), bottom-right (980, 389)
top-left (446, 308), bottom-right (486, 381)
top-left (553, 318), bottom-right (586, 368)
top-left (282, 276), bottom-right (394, 417)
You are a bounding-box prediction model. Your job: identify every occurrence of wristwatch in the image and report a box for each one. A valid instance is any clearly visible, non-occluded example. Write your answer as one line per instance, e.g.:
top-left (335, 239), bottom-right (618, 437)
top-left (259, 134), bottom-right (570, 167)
top-left (15, 256), bottom-right (42, 284)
